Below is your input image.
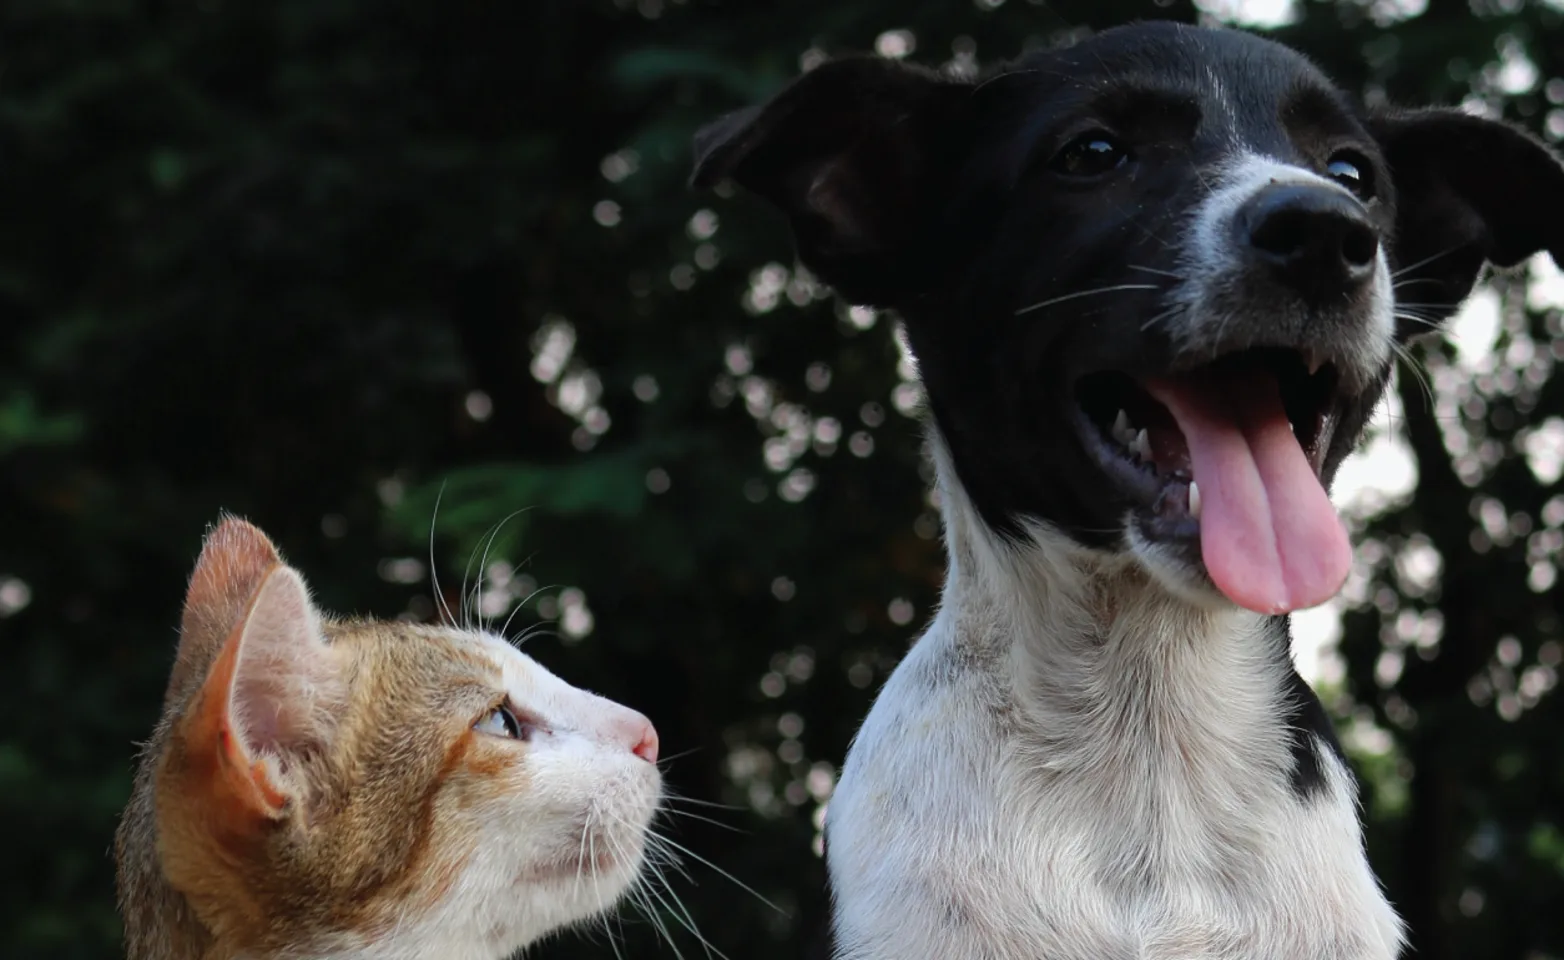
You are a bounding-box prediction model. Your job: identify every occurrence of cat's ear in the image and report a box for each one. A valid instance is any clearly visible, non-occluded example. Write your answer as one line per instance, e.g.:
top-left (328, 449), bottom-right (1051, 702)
top-left (1368, 108), bottom-right (1564, 334)
top-left (177, 539), bottom-right (345, 822)
top-left (168, 515), bottom-right (284, 703)
top-left (690, 58), bottom-right (970, 306)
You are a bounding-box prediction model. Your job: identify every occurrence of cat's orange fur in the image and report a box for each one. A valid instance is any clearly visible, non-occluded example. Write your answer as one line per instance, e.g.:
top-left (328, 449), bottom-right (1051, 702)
top-left (116, 516), bottom-right (661, 960)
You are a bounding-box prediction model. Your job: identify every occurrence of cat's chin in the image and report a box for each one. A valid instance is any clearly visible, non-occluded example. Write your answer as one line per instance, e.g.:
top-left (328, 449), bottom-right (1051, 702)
top-left (524, 838), bottom-right (647, 891)
top-left (505, 851), bottom-right (648, 951)
top-left (519, 787), bottom-right (662, 922)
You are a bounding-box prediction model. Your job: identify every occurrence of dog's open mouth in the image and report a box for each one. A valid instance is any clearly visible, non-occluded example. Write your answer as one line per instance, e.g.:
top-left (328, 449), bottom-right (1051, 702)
top-left (1075, 349), bottom-right (1339, 510)
top-left (1072, 347), bottom-right (1351, 614)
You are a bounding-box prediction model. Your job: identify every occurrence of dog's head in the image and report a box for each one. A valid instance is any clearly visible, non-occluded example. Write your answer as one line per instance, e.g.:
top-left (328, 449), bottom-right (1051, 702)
top-left (692, 21), bottom-right (1564, 615)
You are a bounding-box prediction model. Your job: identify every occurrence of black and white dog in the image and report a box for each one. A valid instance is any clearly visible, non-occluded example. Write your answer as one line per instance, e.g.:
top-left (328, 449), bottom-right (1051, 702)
top-left (693, 21), bottom-right (1564, 960)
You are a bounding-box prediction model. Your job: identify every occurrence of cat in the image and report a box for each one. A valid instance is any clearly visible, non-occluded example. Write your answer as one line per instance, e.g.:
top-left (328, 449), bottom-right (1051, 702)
top-left (114, 515), bottom-right (662, 960)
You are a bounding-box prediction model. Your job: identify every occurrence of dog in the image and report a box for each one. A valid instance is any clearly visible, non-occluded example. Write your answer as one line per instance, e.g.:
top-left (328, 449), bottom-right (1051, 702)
top-left (692, 19), bottom-right (1564, 960)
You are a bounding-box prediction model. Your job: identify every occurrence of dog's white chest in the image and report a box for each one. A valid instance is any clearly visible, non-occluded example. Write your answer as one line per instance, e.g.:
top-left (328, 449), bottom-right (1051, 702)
top-left (825, 607), bottom-right (1403, 960)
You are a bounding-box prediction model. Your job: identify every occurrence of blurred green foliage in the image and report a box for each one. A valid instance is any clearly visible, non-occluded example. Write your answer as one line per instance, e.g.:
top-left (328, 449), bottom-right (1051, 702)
top-left (3, 1), bottom-right (1563, 958)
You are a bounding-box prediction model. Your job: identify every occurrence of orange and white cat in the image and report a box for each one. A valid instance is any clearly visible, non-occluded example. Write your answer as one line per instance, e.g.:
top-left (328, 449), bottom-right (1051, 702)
top-left (115, 515), bottom-right (662, 960)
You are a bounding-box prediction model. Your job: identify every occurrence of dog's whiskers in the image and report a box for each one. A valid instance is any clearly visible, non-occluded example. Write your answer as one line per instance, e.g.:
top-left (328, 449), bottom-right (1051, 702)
top-left (1388, 338), bottom-right (1434, 406)
top-left (1393, 313), bottom-right (1441, 331)
top-left (1015, 283), bottom-right (1160, 316)
top-left (1140, 303), bottom-right (1188, 332)
top-left (1392, 276), bottom-right (1448, 293)
top-left (1392, 302), bottom-right (1455, 314)
top-left (1127, 264), bottom-right (1186, 280)
top-left (1392, 244), bottom-right (1464, 280)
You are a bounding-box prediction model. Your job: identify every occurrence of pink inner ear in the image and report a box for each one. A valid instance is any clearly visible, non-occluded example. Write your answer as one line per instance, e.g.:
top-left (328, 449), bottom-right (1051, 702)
top-left (226, 566), bottom-right (344, 767)
top-left (235, 674), bottom-right (286, 756)
top-left (807, 161), bottom-right (873, 245)
top-left (178, 563), bottom-right (345, 818)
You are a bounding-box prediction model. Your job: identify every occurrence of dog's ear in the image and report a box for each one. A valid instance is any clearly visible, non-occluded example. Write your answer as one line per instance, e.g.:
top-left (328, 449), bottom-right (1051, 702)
top-left (690, 58), bottom-right (970, 305)
top-left (1369, 108), bottom-right (1564, 332)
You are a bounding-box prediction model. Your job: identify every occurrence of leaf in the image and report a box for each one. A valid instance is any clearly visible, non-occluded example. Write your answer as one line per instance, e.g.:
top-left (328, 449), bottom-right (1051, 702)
top-left (0, 393), bottom-right (84, 456)
top-left (609, 47), bottom-right (781, 100)
top-left (388, 447), bottom-right (663, 556)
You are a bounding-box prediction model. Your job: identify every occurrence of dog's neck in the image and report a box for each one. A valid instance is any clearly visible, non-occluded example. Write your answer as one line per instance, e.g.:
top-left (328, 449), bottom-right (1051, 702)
top-left (925, 433), bottom-right (1298, 770)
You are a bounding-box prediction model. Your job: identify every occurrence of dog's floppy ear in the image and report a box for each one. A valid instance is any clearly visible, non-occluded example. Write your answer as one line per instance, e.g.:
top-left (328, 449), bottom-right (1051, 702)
top-left (1369, 108), bottom-right (1564, 332)
top-left (690, 58), bottom-right (970, 305)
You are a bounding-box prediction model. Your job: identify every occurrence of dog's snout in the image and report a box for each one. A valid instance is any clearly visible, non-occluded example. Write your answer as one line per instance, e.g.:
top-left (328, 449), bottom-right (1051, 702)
top-left (1237, 184), bottom-right (1379, 301)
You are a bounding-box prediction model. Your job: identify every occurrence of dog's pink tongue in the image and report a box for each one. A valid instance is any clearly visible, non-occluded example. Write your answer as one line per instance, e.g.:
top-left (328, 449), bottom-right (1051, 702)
top-left (1144, 372), bottom-right (1350, 614)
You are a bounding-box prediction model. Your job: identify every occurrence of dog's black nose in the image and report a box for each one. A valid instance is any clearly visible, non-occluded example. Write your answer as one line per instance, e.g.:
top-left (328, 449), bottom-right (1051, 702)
top-left (1238, 184), bottom-right (1379, 301)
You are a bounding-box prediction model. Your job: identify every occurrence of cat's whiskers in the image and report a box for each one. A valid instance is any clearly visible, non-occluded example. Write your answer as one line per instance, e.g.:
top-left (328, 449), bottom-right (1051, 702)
top-left (639, 860), bottom-right (715, 960)
top-left (495, 580), bottom-right (553, 646)
top-left (506, 623), bottom-right (559, 651)
top-left (588, 814), bottom-right (604, 904)
top-left (462, 509), bottom-right (530, 632)
top-left (646, 833), bottom-right (783, 914)
top-left (604, 919), bottom-right (628, 960)
top-left (600, 811), bottom-right (711, 960)
top-left (658, 787), bottom-right (746, 835)
top-left (655, 747), bottom-right (703, 767)
top-left (573, 817), bottom-right (592, 901)
top-left (594, 793), bottom-right (796, 960)
top-left (618, 833), bottom-right (689, 959)
top-left (658, 794), bottom-right (744, 812)
top-left (428, 483), bottom-right (458, 628)
top-left (659, 808), bottom-right (745, 835)
top-left (642, 824), bottom-right (694, 885)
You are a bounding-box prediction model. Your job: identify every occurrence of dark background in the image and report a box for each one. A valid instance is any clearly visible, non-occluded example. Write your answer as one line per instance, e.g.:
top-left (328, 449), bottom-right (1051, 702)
top-left (4, 0), bottom-right (1563, 957)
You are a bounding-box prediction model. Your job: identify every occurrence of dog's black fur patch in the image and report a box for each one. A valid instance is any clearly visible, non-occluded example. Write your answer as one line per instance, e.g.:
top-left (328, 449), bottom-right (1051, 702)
top-left (693, 21), bottom-right (1564, 550)
top-left (1273, 617), bottom-right (1347, 798)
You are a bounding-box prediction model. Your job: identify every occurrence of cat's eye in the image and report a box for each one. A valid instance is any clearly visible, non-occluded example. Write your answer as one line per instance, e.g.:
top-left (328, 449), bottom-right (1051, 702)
top-left (475, 703), bottom-right (531, 741)
top-left (1325, 151), bottom-right (1374, 199)
top-left (1050, 132), bottom-right (1131, 179)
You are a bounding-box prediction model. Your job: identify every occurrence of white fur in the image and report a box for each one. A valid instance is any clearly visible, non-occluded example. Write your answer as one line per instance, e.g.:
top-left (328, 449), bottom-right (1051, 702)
top-left (298, 630), bottom-right (661, 960)
top-left (1177, 152), bottom-right (1395, 397)
top-left (825, 439), bottom-right (1404, 960)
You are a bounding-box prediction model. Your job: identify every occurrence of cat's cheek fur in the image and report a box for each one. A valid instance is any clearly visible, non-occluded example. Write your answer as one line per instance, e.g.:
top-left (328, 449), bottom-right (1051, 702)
top-left (352, 639), bottom-right (663, 959)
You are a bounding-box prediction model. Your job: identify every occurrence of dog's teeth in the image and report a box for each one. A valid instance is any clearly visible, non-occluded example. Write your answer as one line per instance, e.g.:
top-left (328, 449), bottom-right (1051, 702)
top-left (1112, 409), bottom-right (1131, 442)
top-left (1131, 429), bottom-right (1151, 461)
top-left (1189, 481), bottom-right (1202, 519)
top-left (1306, 352), bottom-right (1324, 376)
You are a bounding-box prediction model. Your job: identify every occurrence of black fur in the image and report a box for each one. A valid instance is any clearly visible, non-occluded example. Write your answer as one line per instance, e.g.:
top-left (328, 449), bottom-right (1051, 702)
top-left (692, 21), bottom-right (1564, 550)
top-left (1274, 617), bottom-right (1349, 798)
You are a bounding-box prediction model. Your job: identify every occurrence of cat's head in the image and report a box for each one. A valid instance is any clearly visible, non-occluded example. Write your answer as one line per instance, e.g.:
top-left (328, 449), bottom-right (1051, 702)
top-left (115, 515), bottom-right (661, 960)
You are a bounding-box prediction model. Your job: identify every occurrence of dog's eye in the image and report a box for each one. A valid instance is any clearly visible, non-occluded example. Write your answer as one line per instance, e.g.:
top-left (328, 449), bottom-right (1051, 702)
top-left (1325, 152), bottom-right (1374, 199)
top-left (1051, 133), bottom-right (1129, 179)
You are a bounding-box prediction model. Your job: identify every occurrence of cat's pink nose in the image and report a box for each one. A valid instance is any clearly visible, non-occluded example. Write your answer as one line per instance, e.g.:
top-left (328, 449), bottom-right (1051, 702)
top-left (632, 724), bottom-right (659, 764)
top-left (616, 710), bottom-right (659, 764)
